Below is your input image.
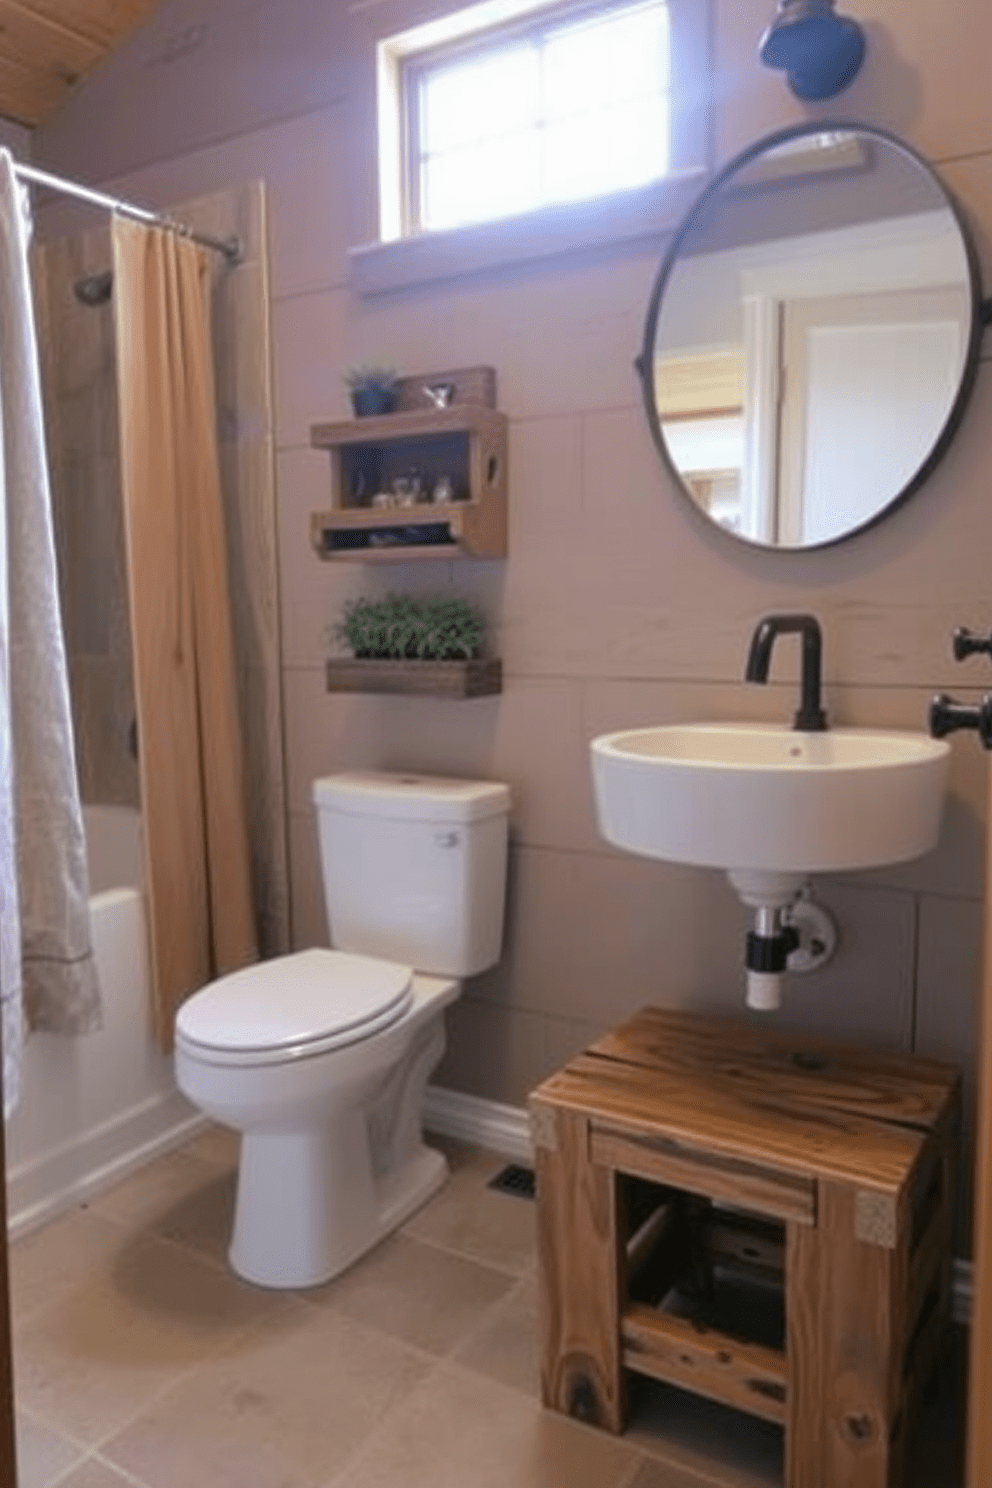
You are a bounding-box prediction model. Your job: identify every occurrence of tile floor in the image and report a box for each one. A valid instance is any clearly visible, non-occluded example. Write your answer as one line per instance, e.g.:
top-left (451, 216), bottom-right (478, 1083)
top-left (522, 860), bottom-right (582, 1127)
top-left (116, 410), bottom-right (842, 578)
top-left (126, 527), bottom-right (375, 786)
top-left (10, 1130), bottom-right (968, 1488)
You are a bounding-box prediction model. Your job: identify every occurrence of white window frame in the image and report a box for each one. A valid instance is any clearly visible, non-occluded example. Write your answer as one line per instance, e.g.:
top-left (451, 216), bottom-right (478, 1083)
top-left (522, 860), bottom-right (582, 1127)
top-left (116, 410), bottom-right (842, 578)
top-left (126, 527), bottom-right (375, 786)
top-left (352, 0), bottom-right (711, 296)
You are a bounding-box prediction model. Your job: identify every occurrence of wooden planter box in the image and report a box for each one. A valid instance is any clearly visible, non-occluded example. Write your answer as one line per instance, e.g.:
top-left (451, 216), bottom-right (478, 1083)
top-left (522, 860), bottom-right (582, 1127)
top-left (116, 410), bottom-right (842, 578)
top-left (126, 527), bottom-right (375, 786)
top-left (325, 657), bottom-right (502, 698)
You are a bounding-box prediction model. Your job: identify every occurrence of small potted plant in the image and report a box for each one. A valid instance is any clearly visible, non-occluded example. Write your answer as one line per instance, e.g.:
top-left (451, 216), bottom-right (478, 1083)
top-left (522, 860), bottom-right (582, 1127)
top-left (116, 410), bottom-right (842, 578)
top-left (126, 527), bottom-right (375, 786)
top-left (344, 366), bottom-right (400, 417)
top-left (328, 593), bottom-right (500, 697)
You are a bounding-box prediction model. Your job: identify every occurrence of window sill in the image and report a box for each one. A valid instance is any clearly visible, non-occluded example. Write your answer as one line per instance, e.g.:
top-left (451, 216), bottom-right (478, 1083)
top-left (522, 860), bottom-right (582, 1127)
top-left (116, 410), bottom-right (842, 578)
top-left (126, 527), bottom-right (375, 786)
top-left (348, 170), bottom-right (707, 298)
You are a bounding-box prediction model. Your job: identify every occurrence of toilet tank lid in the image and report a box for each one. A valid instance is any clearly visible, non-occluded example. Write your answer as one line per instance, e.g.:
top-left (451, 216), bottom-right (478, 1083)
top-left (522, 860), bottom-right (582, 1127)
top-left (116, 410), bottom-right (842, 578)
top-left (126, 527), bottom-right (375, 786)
top-left (312, 771), bottom-right (510, 822)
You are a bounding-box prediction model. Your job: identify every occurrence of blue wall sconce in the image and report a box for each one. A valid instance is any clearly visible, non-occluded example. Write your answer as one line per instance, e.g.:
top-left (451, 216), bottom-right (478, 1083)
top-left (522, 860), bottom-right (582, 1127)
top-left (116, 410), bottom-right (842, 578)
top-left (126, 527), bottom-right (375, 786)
top-left (759, 0), bottom-right (866, 100)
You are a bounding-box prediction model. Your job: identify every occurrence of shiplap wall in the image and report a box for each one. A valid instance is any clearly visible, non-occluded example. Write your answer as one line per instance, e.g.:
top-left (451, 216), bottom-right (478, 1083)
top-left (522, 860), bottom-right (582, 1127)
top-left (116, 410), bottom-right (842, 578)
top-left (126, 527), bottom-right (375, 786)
top-left (32, 0), bottom-right (992, 1254)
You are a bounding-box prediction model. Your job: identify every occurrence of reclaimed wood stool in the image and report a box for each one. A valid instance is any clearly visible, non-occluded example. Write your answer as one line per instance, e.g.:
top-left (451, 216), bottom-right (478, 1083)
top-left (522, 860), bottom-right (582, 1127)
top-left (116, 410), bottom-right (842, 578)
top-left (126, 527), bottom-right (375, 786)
top-left (530, 1008), bottom-right (961, 1488)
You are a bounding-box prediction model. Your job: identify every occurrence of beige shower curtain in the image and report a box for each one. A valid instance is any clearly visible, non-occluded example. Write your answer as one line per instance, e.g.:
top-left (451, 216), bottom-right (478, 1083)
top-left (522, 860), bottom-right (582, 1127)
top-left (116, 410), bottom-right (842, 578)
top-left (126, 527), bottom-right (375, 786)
top-left (112, 216), bottom-right (257, 1050)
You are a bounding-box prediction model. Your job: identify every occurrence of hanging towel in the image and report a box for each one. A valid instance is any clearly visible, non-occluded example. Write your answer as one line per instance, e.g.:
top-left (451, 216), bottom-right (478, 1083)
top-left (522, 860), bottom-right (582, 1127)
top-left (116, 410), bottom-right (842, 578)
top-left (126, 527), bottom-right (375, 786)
top-left (0, 149), bottom-right (101, 1115)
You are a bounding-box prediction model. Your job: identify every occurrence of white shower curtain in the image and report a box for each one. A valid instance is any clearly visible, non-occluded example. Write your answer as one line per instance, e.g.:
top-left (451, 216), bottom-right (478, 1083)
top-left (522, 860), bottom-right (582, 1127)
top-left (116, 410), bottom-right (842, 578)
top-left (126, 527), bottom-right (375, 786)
top-left (0, 149), bottom-right (101, 1117)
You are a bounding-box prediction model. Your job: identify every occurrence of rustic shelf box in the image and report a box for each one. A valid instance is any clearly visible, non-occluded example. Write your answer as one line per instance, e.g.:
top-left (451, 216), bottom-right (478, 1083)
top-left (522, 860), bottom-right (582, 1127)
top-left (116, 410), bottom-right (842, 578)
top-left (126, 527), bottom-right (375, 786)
top-left (325, 657), bottom-right (502, 698)
top-left (530, 1008), bottom-right (961, 1488)
top-left (310, 396), bottom-right (507, 563)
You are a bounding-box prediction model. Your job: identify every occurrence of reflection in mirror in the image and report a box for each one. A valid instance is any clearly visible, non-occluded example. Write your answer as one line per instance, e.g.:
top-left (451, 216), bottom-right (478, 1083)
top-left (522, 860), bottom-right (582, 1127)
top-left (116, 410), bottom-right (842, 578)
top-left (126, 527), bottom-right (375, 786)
top-left (642, 125), bottom-right (981, 549)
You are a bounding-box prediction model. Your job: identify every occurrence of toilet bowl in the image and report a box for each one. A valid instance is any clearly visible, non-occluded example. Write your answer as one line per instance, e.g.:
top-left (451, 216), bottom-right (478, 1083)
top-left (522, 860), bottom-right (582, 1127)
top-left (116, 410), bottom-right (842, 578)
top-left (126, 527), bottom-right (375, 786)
top-left (176, 949), bottom-right (460, 1287)
top-left (174, 771), bottom-right (510, 1289)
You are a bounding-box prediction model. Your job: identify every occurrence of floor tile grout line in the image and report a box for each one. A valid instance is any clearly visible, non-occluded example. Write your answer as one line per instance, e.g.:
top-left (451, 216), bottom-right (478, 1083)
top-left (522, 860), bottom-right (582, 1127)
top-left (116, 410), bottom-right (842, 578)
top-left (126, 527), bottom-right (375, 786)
top-left (418, 1355), bottom-right (654, 1478)
top-left (43, 1453), bottom-right (102, 1488)
top-left (40, 1461), bottom-right (85, 1488)
top-left (310, 1351), bottom-right (453, 1488)
top-left (311, 1287), bottom-right (520, 1366)
top-left (156, 1201), bottom-right (536, 1293)
top-left (10, 1150), bottom-right (244, 1328)
top-left (10, 1215), bottom-right (532, 1337)
top-left (83, 1291), bottom-right (447, 1471)
top-left (385, 1220), bottom-right (530, 1281)
top-left (11, 1207), bottom-right (280, 1342)
top-left (46, 1449), bottom-right (154, 1488)
top-left (337, 1214), bottom-right (526, 1285)
top-left (315, 1354), bottom-right (597, 1488)
top-left (13, 1398), bottom-right (93, 1455)
top-left (9, 1207), bottom-right (138, 1333)
top-left (12, 1408), bottom-right (93, 1488)
top-left (83, 1156), bottom-right (239, 1219)
top-left (89, 1452), bottom-right (157, 1488)
top-left (441, 1272), bottom-right (533, 1378)
top-left (398, 1219), bottom-right (535, 1280)
top-left (76, 1296), bottom-right (317, 1463)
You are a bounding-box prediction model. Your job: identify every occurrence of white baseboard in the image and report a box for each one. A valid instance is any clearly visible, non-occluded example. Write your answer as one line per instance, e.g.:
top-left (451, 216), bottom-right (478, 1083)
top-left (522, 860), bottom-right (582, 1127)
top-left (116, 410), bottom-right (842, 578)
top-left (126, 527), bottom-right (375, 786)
top-left (6, 1093), bottom-right (207, 1241)
top-left (424, 1084), bottom-right (975, 1328)
top-left (424, 1084), bottom-right (532, 1162)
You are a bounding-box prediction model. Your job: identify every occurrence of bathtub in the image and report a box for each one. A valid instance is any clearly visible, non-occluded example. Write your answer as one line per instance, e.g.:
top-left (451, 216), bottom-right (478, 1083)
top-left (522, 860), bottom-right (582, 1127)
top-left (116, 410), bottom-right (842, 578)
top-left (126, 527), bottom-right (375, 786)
top-left (5, 805), bottom-right (200, 1236)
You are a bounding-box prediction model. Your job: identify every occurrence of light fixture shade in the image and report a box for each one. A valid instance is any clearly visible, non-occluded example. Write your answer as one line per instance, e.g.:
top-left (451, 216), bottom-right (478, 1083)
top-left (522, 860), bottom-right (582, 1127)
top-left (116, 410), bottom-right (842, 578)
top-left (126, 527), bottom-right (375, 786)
top-left (759, 0), bottom-right (866, 100)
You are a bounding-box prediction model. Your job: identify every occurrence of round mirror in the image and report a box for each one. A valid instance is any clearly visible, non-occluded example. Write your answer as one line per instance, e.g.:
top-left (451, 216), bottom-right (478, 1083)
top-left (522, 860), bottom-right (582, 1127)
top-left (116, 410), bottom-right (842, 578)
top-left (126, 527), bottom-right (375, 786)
top-left (641, 123), bottom-right (983, 549)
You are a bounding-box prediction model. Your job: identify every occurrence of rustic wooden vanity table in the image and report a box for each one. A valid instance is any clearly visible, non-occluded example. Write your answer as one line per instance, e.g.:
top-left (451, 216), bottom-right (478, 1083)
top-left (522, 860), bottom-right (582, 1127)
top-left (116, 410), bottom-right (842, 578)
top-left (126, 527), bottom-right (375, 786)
top-left (530, 1008), bottom-right (961, 1487)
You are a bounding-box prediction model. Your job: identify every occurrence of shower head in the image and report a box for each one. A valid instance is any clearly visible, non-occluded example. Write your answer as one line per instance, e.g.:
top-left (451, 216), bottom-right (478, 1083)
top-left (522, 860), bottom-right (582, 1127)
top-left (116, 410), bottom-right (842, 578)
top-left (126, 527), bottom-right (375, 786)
top-left (759, 0), bottom-right (866, 100)
top-left (73, 269), bottom-right (113, 306)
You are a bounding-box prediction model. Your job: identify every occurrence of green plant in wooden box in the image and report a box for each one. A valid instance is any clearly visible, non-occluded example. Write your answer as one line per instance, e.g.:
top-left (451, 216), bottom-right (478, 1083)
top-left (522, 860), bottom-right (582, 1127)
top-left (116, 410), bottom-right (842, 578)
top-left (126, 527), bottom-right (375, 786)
top-left (337, 593), bottom-right (486, 661)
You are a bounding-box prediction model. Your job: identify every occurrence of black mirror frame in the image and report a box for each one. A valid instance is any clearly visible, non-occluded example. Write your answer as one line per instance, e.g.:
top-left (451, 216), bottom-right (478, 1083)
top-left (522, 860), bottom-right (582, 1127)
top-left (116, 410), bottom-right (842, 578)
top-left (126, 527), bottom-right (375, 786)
top-left (637, 121), bottom-right (987, 551)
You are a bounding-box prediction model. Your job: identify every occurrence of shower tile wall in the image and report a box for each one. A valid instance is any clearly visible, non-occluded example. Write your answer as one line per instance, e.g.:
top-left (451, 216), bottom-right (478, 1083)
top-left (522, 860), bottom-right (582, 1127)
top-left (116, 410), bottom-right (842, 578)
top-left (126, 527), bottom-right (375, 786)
top-left (33, 182), bottom-right (290, 957)
top-left (33, 225), bottom-right (137, 811)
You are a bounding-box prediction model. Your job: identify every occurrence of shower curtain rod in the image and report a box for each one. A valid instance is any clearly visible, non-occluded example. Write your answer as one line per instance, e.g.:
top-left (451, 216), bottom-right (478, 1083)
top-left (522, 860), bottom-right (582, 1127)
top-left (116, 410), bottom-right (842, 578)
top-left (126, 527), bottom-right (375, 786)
top-left (13, 160), bottom-right (242, 264)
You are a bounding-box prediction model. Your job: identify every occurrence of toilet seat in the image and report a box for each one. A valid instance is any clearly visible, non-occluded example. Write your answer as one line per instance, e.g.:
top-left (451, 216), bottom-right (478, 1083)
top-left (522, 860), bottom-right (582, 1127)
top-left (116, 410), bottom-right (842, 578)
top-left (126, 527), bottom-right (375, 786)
top-left (175, 948), bottom-right (414, 1068)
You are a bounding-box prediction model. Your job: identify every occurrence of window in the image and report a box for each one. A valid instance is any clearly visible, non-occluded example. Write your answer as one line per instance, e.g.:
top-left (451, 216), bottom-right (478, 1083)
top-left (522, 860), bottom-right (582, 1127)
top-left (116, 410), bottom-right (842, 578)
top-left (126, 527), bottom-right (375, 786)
top-left (376, 0), bottom-right (708, 245)
top-left (410, 1), bottom-right (671, 233)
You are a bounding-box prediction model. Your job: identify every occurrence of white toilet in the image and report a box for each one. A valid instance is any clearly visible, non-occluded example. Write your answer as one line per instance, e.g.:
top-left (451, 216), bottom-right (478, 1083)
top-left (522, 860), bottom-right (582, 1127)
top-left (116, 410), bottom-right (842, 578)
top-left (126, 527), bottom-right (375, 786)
top-left (174, 770), bottom-right (510, 1289)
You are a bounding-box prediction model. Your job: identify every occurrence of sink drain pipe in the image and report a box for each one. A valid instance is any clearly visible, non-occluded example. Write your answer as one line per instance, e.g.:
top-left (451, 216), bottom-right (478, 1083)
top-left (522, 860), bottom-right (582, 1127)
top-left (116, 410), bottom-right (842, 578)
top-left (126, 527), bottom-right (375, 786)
top-left (746, 906), bottom-right (800, 1010)
top-left (728, 872), bottom-right (838, 1011)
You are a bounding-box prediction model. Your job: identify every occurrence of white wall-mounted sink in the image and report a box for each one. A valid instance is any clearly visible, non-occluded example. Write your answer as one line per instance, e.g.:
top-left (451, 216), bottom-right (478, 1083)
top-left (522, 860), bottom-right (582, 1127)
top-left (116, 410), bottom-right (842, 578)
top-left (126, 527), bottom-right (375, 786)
top-left (591, 722), bottom-right (950, 876)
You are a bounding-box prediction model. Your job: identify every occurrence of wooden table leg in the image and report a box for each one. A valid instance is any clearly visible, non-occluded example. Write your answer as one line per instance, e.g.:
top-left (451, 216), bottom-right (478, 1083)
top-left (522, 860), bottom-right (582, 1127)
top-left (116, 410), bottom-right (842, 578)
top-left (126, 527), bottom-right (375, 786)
top-left (531, 1098), bottom-right (626, 1432)
top-left (787, 1181), bottom-right (901, 1488)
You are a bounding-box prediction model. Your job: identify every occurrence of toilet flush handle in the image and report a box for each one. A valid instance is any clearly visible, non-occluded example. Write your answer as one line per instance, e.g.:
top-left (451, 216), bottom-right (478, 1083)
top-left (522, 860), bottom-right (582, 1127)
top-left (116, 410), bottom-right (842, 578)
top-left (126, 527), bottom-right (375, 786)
top-left (435, 830), bottom-right (460, 848)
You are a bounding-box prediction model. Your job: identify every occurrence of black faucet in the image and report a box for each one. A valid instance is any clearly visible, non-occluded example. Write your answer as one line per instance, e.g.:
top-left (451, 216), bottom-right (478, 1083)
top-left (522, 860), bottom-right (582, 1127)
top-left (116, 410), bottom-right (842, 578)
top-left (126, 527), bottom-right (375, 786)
top-left (745, 614), bottom-right (828, 732)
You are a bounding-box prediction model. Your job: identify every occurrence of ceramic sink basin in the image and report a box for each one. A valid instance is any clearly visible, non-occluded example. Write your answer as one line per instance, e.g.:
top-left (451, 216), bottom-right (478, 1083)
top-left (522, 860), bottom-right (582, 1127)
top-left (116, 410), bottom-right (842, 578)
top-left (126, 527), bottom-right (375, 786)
top-left (590, 723), bottom-right (950, 875)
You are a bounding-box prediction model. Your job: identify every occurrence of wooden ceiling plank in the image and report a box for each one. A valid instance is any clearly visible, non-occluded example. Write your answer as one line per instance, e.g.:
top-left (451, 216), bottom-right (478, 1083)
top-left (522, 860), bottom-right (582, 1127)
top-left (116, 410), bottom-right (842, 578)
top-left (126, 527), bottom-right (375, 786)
top-left (0, 0), bottom-right (162, 127)
top-left (1, 0), bottom-right (111, 50)
top-left (0, 50), bottom-right (70, 125)
top-left (0, 0), bottom-right (163, 127)
top-left (13, 0), bottom-right (156, 49)
top-left (0, 3), bottom-right (104, 82)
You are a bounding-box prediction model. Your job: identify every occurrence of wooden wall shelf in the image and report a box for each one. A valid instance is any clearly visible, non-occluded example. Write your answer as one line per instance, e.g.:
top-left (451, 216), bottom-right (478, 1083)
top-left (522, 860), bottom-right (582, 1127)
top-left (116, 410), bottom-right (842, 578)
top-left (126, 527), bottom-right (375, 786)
top-left (310, 397), bottom-right (507, 563)
top-left (325, 657), bottom-right (502, 698)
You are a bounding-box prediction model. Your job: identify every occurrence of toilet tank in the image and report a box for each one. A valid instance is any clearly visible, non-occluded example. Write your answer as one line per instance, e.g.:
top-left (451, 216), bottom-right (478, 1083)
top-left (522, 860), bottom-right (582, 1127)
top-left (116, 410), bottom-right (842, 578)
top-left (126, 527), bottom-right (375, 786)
top-left (312, 771), bottom-right (511, 977)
